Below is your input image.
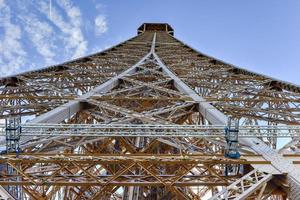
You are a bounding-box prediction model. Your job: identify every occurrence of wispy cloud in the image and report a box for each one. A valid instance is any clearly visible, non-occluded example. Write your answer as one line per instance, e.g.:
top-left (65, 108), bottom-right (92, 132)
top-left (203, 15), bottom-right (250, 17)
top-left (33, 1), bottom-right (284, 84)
top-left (0, 0), bottom-right (109, 77)
top-left (94, 2), bottom-right (108, 37)
top-left (0, 0), bottom-right (4, 8)
top-left (22, 14), bottom-right (56, 65)
top-left (38, 0), bottom-right (87, 59)
top-left (95, 15), bottom-right (108, 36)
top-left (95, 3), bottom-right (105, 11)
top-left (0, 0), bottom-right (27, 77)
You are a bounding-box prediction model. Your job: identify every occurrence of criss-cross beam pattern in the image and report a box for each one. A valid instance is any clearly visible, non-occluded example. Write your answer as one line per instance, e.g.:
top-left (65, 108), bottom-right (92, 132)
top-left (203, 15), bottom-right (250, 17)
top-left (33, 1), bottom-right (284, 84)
top-left (154, 32), bottom-right (300, 126)
top-left (0, 33), bottom-right (153, 119)
top-left (0, 23), bottom-right (299, 200)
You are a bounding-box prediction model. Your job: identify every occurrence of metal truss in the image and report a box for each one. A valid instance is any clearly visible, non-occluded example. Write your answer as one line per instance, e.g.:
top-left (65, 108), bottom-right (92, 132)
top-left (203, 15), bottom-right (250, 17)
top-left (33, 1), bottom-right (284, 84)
top-left (209, 169), bottom-right (272, 200)
top-left (0, 23), bottom-right (299, 199)
top-left (1, 123), bottom-right (300, 138)
top-left (0, 187), bottom-right (15, 200)
top-left (0, 154), bottom-right (267, 186)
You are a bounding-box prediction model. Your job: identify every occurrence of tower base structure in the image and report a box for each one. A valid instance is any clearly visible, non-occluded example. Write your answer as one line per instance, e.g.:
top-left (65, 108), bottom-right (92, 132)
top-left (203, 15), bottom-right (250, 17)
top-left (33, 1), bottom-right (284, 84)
top-left (0, 23), bottom-right (300, 199)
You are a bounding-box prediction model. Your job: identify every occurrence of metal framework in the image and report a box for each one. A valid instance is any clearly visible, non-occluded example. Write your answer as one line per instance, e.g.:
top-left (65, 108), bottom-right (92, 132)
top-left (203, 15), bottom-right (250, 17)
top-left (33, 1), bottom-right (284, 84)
top-left (1, 23), bottom-right (300, 199)
top-left (2, 124), bottom-right (300, 138)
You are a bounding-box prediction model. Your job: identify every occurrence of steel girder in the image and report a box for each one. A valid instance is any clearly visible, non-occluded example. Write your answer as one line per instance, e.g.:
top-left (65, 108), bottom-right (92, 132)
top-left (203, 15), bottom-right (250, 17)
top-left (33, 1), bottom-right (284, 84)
top-left (0, 24), bottom-right (299, 199)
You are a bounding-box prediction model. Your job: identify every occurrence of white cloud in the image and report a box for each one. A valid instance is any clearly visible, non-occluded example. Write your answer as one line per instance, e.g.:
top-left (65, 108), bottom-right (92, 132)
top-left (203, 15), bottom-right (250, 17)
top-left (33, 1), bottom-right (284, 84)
top-left (56, 0), bottom-right (81, 26)
top-left (0, 0), bottom-right (109, 76)
top-left (95, 3), bottom-right (104, 12)
top-left (0, 0), bottom-right (5, 9)
top-left (37, 0), bottom-right (87, 58)
top-left (22, 14), bottom-right (56, 65)
top-left (95, 15), bottom-right (108, 36)
top-left (0, 1), bottom-right (27, 77)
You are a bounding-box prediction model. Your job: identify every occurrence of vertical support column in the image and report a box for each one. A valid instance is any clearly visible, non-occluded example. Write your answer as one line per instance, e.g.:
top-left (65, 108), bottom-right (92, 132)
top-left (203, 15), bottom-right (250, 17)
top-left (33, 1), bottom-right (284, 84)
top-left (224, 118), bottom-right (240, 159)
top-left (4, 116), bottom-right (22, 199)
top-left (5, 117), bottom-right (21, 200)
top-left (127, 137), bottom-right (142, 200)
top-left (5, 117), bottom-right (21, 153)
top-left (224, 118), bottom-right (241, 177)
top-left (124, 32), bottom-right (159, 200)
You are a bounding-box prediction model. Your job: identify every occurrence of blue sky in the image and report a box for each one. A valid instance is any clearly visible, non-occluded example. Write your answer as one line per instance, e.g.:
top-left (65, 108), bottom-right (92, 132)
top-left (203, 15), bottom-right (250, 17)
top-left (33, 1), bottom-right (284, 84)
top-left (1, 0), bottom-right (300, 86)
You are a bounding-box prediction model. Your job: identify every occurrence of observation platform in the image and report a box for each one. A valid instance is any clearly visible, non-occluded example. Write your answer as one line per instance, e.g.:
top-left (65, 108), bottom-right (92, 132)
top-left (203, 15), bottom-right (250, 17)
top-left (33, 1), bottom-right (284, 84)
top-left (137, 23), bottom-right (174, 35)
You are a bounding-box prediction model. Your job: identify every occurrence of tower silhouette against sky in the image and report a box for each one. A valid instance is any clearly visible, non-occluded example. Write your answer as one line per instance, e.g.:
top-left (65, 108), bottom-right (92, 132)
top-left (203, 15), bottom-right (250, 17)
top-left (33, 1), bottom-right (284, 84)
top-left (0, 23), bottom-right (300, 200)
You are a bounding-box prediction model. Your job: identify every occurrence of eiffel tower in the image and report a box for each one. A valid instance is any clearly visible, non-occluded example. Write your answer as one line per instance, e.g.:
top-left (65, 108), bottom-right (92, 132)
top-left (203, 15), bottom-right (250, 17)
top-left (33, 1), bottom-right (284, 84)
top-left (1, 23), bottom-right (300, 199)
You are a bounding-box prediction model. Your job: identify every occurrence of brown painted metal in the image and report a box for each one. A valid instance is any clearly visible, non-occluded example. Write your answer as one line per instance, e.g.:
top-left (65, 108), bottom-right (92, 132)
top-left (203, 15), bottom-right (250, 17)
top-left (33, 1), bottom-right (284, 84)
top-left (0, 23), bottom-right (297, 199)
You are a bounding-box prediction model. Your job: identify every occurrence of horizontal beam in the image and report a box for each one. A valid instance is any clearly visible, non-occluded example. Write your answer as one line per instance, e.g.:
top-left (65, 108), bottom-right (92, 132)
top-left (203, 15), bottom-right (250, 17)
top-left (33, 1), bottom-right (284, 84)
top-left (1, 124), bottom-right (300, 138)
top-left (90, 95), bottom-right (192, 101)
top-left (0, 181), bottom-right (228, 187)
top-left (0, 153), bottom-right (270, 165)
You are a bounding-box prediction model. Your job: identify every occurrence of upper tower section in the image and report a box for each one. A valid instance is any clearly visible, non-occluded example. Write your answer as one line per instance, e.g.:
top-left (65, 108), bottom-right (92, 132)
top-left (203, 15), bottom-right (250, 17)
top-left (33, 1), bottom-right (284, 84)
top-left (137, 23), bottom-right (174, 36)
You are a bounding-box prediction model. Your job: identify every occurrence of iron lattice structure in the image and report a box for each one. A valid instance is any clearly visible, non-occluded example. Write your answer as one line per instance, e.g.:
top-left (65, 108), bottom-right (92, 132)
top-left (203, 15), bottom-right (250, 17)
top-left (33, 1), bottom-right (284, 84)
top-left (0, 23), bottom-right (300, 199)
